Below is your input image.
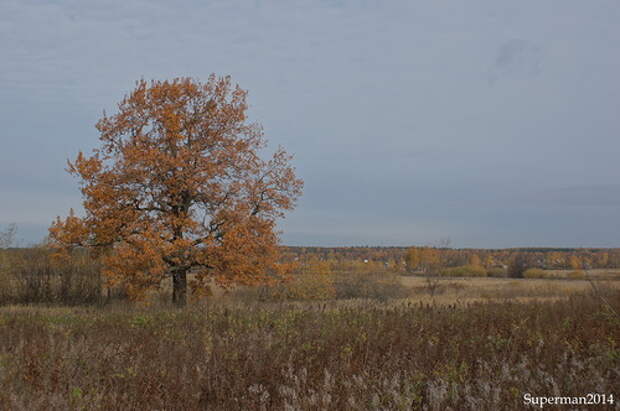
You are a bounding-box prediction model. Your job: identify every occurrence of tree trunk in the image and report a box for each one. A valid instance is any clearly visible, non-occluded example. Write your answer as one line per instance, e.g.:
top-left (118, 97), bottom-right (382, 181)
top-left (172, 269), bottom-right (188, 307)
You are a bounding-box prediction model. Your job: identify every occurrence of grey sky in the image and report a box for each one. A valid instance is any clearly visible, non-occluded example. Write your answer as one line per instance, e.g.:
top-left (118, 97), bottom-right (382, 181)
top-left (1, 0), bottom-right (619, 248)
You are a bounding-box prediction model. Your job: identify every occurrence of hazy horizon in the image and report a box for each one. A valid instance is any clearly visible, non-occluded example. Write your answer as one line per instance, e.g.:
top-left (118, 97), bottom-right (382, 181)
top-left (2, 1), bottom-right (619, 248)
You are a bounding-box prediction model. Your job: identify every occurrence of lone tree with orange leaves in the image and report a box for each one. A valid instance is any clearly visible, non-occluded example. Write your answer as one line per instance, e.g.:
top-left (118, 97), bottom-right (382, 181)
top-left (50, 76), bottom-right (303, 306)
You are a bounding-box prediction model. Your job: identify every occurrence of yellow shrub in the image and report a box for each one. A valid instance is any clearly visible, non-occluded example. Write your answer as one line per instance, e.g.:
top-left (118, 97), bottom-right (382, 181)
top-left (523, 268), bottom-right (547, 279)
top-left (285, 272), bottom-right (335, 300)
top-left (333, 271), bottom-right (409, 300)
top-left (568, 270), bottom-right (585, 279)
top-left (440, 265), bottom-right (488, 277)
top-left (253, 272), bottom-right (335, 301)
top-left (486, 267), bottom-right (506, 277)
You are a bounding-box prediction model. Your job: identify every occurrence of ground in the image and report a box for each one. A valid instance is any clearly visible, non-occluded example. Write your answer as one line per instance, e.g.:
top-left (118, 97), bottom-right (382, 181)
top-left (0, 274), bottom-right (618, 410)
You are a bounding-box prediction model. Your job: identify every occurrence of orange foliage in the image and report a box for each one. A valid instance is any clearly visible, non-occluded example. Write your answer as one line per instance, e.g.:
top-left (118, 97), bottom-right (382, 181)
top-left (568, 255), bottom-right (581, 270)
top-left (49, 76), bottom-right (303, 305)
top-left (405, 247), bottom-right (420, 272)
top-left (468, 254), bottom-right (481, 267)
top-left (419, 247), bottom-right (441, 273)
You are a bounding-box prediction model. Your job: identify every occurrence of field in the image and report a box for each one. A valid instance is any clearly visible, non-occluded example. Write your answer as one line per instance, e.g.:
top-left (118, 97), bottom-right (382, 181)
top-left (399, 274), bottom-right (620, 305)
top-left (0, 269), bottom-right (619, 410)
top-left (3, 3), bottom-right (619, 408)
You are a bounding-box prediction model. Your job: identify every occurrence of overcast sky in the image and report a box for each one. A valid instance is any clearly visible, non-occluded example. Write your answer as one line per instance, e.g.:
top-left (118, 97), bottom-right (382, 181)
top-left (1, 0), bottom-right (619, 248)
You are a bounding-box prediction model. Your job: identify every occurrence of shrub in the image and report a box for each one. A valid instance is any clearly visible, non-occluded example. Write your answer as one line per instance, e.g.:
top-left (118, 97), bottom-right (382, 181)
top-left (1, 247), bottom-right (103, 305)
top-left (440, 265), bottom-right (487, 277)
top-left (0, 250), bottom-right (13, 302)
top-left (333, 271), bottom-right (410, 301)
top-left (508, 253), bottom-right (533, 278)
top-left (523, 268), bottom-right (547, 279)
top-left (568, 270), bottom-right (586, 279)
top-left (256, 272), bottom-right (336, 301)
top-left (486, 267), bottom-right (506, 277)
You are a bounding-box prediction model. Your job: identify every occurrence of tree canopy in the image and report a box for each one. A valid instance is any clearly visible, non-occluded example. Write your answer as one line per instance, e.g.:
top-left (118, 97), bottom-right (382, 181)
top-left (50, 76), bottom-right (303, 305)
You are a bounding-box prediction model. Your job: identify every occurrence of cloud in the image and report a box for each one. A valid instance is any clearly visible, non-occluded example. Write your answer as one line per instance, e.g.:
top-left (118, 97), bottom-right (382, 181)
top-left (1, 0), bottom-right (620, 247)
top-left (532, 185), bottom-right (620, 208)
top-left (488, 38), bottom-right (543, 85)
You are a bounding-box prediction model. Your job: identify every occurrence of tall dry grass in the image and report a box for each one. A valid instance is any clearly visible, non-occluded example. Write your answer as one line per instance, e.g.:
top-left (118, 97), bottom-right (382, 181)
top-left (0, 248), bottom-right (104, 305)
top-left (0, 292), bottom-right (618, 410)
top-left (234, 270), bottom-right (410, 302)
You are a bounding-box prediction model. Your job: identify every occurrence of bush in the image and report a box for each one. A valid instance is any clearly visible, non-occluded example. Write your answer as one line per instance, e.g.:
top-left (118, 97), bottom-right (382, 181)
top-left (508, 253), bottom-right (533, 278)
top-left (486, 267), bottom-right (506, 277)
top-left (440, 265), bottom-right (487, 277)
top-left (333, 271), bottom-right (410, 301)
top-left (252, 272), bottom-right (336, 302)
top-left (523, 268), bottom-right (547, 279)
top-left (568, 270), bottom-right (586, 279)
top-left (1, 247), bottom-right (104, 305)
top-left (0, 250), bottom-right (13, 302)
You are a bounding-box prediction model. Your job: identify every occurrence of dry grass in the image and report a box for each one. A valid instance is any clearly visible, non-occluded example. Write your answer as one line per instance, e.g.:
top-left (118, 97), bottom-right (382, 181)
top-left (546, 269), bottom-right (620, 279)
top-left (400, 275), bottom-right (620, 305)
top-left (0, 293), bottom-right (618, 410)
top-left (1, 251), bottom-right (619, 408)
top-left (0, 248), bottom-right (104, 305)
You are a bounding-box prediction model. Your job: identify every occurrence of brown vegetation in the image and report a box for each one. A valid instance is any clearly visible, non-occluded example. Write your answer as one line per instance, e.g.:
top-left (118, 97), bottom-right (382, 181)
top-left (0, 248), bottom-right (104, 305)
top-left (1, 245), bottom-right (619, 409)
top-left (0, 292), bottom-right (618, 410)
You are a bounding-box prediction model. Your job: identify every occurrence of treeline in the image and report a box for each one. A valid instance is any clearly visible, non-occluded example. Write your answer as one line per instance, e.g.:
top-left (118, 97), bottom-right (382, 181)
top-left (282, 246), bottom-right (620, 272)
top-left (2, 243), bottom-right (618, 306)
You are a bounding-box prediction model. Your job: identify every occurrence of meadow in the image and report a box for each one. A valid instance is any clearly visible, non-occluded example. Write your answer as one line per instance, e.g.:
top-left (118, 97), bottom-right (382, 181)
top-left (0, 247), bottom-right (619, 410)
top-left (1, 292), bottom-right (618, 410)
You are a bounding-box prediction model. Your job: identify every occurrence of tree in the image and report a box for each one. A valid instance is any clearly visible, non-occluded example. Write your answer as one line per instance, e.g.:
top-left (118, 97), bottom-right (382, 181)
top-left (0, 224), bottom-right (17, 249)
top-left (419, 247), bottom-right (440, 274)
top-left (545, 251), bottom-right (563, 269)
top-left (595, 252), bottom-right (609, 268)
top-left (508, 253), bottom-right (531, 278)
top-left (0, 224), bottom-right (17, 274)
top-left (405, 247), bottom-right (420, 272)
top-left (568, 255), bottom-right (581, 270)
top-left (468, 254), bottom-right (481, 267)
top-left (49, 76), bottom-right (303, 306)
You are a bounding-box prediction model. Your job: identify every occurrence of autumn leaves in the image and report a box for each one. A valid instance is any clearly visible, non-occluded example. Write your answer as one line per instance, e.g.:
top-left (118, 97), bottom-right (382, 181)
top-left (50, 76), bottom-right (303, 305)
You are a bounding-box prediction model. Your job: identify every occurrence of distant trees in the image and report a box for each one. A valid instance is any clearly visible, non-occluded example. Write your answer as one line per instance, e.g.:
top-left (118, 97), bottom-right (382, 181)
top-left (405, 247), bottom-right (441, 274)
top-left (544, 252), bottom-right (564, 269)
top-left (568, 255), bottom-right (582, 270)
top-left (596, 252), bottom-right (609, 268)
top-left (0, 224), bottom-right (17, 277)
top-left (419, 248), bottom-right (441, 274)
top-left (405, 248), bottom-right (420, 273)
top-left (284, 246), bottom-right (619, 277)
top-left (0, 224), bottom-right (16, 249)
top-left (469, 254), bottom-right (481, 267)
top-left (508, 253), bottom-right (539, 278)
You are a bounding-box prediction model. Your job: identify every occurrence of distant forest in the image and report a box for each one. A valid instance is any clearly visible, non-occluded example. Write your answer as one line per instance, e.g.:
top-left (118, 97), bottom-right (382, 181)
top-left (283, 246), bottom-right (620, 270)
